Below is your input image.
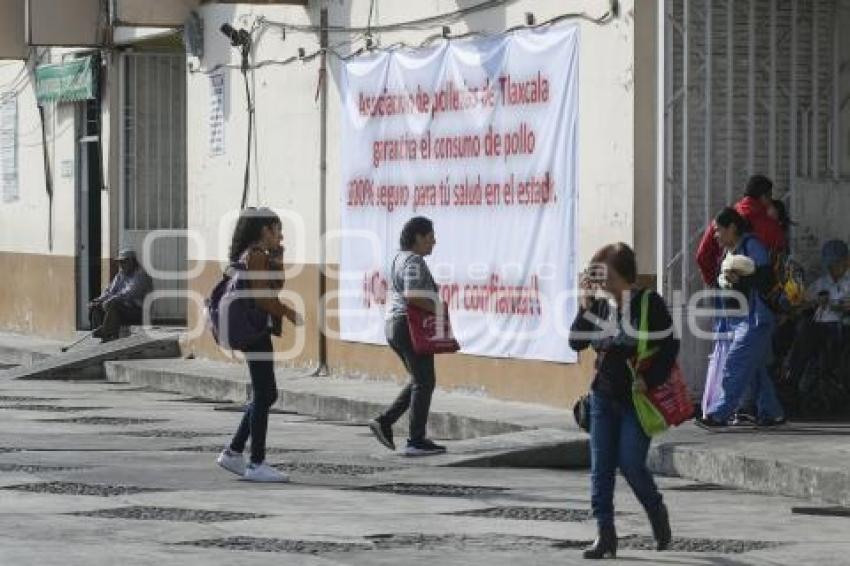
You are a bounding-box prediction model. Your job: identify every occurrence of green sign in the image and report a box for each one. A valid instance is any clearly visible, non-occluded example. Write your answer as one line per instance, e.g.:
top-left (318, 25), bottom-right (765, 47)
top-left (36, 56), bottom-right (96, 104)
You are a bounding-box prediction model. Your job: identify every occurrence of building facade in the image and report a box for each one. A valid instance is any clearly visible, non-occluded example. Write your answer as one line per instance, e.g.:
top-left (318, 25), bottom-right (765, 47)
top-left (1, 0), bottom-right (848, 408)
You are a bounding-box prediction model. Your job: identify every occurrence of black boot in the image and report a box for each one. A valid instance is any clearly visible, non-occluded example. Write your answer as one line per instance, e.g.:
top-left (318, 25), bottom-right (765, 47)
top-left (648, 503), bottom-right (672, 551)
top-left (582, 525), bottom-right (617, 559)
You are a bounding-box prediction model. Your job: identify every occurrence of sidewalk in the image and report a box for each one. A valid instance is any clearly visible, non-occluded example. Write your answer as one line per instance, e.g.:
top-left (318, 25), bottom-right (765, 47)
top-left (103, 357), bottom-right (588, 468)
top-left (651, 422), bottom-right (850, 506)
top-left (0, 331), bottom-right (64, 366)
top-left (2, 330), bottom-right (850, 504)
top-left (100, 357), bottom-right (850, 504)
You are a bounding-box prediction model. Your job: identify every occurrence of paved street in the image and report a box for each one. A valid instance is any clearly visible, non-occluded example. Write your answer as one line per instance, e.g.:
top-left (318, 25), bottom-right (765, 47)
top-left (1, 375), bottom-right (849, 566)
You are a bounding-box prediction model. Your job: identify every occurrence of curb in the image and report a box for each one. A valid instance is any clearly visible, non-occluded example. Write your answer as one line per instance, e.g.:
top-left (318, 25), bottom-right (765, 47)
top-left (649, 438), bottom-right (850, 506)
top-left (104, 360), bottom-right (536, 441)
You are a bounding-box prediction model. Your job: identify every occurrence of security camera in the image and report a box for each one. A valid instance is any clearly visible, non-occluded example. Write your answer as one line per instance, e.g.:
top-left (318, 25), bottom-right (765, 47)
top-left (220, 23), bottom-right (251, 48)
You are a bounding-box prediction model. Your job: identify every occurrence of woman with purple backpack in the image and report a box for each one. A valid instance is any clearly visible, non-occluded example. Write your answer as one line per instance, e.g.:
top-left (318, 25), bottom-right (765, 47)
top-left (215, 207), bottom-right (302, 482)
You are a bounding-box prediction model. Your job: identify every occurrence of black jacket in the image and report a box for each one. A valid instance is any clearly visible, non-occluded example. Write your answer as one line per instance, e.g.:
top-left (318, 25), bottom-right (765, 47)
top-left (569, 288), bottom-right (679, 399)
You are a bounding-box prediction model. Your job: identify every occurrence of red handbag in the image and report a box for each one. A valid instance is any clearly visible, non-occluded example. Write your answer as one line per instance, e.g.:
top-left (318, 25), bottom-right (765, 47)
top-left (634, 290), bottom-right (694, 427)
top-left (641, 362), bottom-right (693, 426)
top-left (406, 303), bottom-right (461, 355)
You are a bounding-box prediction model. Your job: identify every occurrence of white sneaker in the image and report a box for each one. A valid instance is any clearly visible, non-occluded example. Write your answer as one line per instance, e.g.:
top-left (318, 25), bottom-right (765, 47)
top-left (243, 462), bottom-right (289, 483)
top-left (216, 448), bottom-right (246, 476)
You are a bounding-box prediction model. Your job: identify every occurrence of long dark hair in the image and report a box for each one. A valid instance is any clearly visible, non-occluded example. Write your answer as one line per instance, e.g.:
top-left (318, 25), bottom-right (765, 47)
top-left (229, 207), bottom-right (282, 262)
top-left (714, 207), bottom-right (751, 235)
top-left (590, 242), bottom-right (637, 284)
top-left (399, 216), bottom-right (433, 251)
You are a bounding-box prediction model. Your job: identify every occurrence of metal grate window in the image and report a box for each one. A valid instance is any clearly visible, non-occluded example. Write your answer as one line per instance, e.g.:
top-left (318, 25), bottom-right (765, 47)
top-left (123, 53), bottom-right (187, 231)
top-left (662, 0), bottom-right (845, 388)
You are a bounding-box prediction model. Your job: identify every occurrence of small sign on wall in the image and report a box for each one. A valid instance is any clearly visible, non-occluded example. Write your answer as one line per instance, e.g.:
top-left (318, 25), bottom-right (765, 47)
top-left (0, 93), bottom-right (18, 203)
top-left (60, 159), bottom-right (74, 179)
top-left (209, 72), bottom-right (225, 158)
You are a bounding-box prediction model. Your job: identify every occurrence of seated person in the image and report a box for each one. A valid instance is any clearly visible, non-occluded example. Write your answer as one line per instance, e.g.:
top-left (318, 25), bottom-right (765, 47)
top-left (785, 240), bottom-right (850, 384)
top-left (89, 249), bottom-right (153, 342)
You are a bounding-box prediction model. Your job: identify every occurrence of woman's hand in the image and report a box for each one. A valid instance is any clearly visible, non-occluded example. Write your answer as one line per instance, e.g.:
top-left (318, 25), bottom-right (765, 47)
top-left (283, 305), bottom-right (305, 326)
top-left (579, 273), bottom-right (595, 310)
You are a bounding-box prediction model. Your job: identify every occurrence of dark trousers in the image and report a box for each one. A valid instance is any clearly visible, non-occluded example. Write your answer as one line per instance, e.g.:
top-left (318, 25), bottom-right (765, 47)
top-left (589, 392), bottom-right (663, 530)
top-left (380, 317), bottom-right (436, 443)
top-left (229, 334), bottom-right (278, 464)
top-left (89, 300), bottom-right (142, 340)
top-left (787, 320), bottom-right (842, 386)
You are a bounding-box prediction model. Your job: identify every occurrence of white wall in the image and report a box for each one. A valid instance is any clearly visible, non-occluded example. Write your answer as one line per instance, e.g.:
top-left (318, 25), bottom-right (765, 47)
top-left (0, 56), bottom-right (76, 256)
top-left (188, 0), bottom-right (638, 271)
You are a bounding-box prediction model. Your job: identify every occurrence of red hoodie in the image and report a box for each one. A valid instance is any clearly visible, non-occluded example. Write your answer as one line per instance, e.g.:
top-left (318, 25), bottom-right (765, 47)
top-left (695, 196), bottom-right (786, 285)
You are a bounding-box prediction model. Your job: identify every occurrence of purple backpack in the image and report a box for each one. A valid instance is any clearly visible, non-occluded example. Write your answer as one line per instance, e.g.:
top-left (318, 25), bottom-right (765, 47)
top-left (205, 259), bottom-right (269, 351)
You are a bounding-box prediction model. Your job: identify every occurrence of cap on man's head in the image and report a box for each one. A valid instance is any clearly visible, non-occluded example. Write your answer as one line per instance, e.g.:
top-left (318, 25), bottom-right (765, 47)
top-left (117, 249), bottom-right (136, 261)
top-left (821, 239), bottom-right (849, 269)
top-left (745, 175), bottom-right (774, 199)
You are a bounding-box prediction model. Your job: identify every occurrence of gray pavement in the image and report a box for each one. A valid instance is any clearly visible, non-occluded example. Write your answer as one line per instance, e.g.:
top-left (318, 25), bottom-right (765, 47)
top-left (2, 373), bottom-right (850, 565)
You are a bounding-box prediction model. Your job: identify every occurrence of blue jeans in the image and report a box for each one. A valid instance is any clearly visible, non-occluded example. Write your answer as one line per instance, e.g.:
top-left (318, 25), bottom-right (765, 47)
top-left (589, 392), bottom-right (663, 530)
top-left (230, 334), bottom-right (278, 464)
top-left (709, 319), bottom-right (784, 422)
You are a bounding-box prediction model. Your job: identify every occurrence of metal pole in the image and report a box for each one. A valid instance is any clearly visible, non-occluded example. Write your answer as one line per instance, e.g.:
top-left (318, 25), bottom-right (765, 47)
top-left (790, 0), bottom-right (798, 203)
top-left (315, 5), bottom-right (330, 376)
top-left (657, 0), bottom-right (666, 295)
top-left (802, 111), bottom-right (809, 177)
top-left (681, 0), bottom-right (689, 295)
top-left (768, 0), bottom-right (777, 182)
top-left (704, 0), bottom-right (712, 227)
top-left (726, 0), bottom-right (734, 204)
top-left (812, 0), bottom-right (819, 179)
top-left (831, 0), bottom-right (839, 180)
top-left (747, 0), bottom-right (755, 175)
top-left (665, 0), bottom-right (674, 298)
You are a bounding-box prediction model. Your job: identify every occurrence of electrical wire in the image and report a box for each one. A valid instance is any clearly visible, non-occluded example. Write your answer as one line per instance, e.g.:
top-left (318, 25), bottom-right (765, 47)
top-left (190, 4), bottom-right (615, 75)
top-left (260, 0), bottom-right (517, 34)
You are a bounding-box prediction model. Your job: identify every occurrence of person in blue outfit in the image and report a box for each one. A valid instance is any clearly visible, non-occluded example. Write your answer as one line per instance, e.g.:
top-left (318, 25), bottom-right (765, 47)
top-left (570, 243), bottom-right (678, 559)
top-left (699, 207), bottom-right (785, 428)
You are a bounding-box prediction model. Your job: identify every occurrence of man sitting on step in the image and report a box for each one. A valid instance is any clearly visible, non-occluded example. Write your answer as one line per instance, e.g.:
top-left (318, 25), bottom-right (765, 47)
top-left (89, 249), bottom-right (153, 342)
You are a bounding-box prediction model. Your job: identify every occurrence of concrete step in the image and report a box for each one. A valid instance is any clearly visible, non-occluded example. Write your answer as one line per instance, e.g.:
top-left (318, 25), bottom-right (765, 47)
top-left (0, 331), bottom-right (65, 366)
top-left (374, 427), bottom-right (589, 468)
top-left (649, 422), bottom-right (850, 506)
top-left (1, 333), bottom-right (182, 381)
top-left (103, 358), bottom-right (578, 443)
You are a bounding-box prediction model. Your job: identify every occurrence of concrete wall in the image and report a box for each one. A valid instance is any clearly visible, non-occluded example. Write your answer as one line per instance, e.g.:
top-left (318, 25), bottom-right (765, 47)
top-left (633, 0), bottom-right (658, 283)
top-left (0, 49), bottom-right (115, 338)
top-left (183, 0), bottom-right (643, 408)
top-left (0, 55), bottom-right (74, 337)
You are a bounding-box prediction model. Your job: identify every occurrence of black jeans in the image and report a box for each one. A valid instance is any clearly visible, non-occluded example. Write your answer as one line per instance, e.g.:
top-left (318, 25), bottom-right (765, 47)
top-left (229, 334), bottom-right (278, 464)
top-left (787, 320), bottom-right (842, 386)
top-left (89, 300), bottom-right (142, 340)
top-left (380, 316), bottom-right (436, 443)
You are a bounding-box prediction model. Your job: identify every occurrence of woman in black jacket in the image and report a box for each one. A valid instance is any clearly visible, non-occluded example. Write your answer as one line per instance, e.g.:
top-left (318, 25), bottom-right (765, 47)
top-left (570, 243), bottom-right (678, 559)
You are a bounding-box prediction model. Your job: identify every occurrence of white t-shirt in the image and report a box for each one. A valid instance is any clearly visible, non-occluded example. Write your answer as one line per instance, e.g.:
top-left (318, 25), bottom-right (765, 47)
top-left (807, 271), bottom-right (850, 323)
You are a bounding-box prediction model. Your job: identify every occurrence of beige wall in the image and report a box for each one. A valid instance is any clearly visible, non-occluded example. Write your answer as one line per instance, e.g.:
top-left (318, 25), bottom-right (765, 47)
top-left (181, 0), bottom-right (639, 407)
top-left (26, 0), bottom-right (101, 46)
top-left (0, 252), bottom-right (76, 338)
top-left (0, 0), bottom-right (27, 59)
top-left (188, 0), bottom-right (641, 266)
top-left (0, 48), bottom-right (119, 338)
top-left (633, 0), bottom-right (658, 279)
top-left (186, 260), bottom-right (594, 408)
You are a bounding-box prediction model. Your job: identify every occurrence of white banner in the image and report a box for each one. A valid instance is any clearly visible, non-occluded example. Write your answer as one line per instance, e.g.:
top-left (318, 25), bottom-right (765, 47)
top-left (339, 26), bottom-right (579, 363)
